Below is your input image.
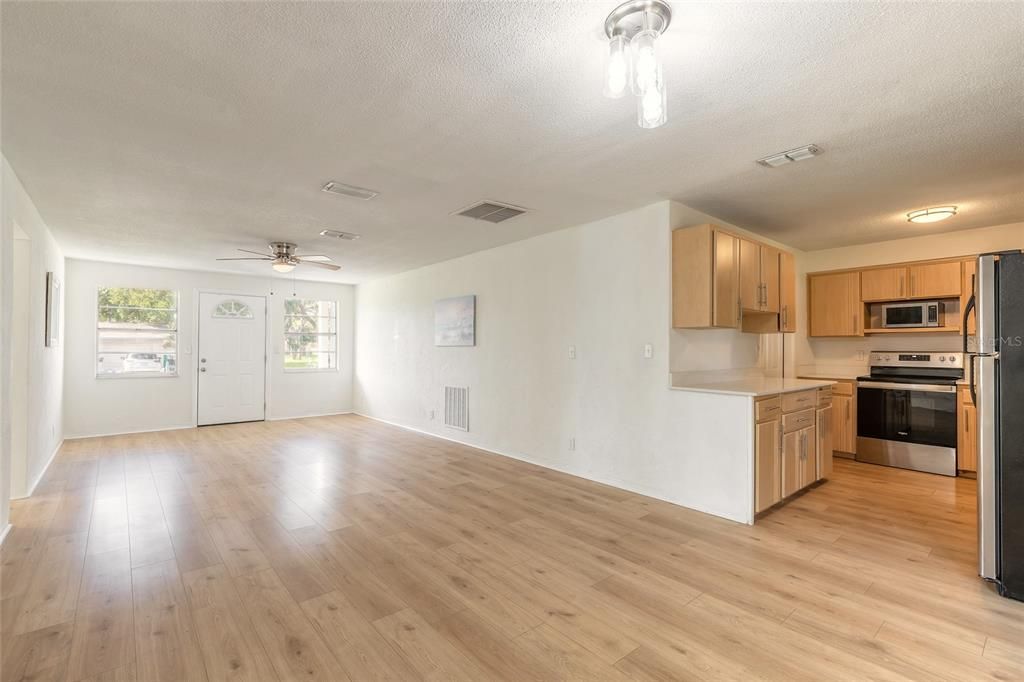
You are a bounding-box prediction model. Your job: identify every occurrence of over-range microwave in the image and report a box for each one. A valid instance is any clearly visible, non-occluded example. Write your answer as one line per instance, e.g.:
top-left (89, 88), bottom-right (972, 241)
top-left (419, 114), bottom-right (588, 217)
top-left (881, 301), bottom-right (944, 328)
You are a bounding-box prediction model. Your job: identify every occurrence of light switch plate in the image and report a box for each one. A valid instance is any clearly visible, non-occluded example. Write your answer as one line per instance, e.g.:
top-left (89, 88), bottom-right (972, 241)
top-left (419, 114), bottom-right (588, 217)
top-left (568, 345), bottom-right (576, 360)
top-left (643, 343), bottom-right (653, 359)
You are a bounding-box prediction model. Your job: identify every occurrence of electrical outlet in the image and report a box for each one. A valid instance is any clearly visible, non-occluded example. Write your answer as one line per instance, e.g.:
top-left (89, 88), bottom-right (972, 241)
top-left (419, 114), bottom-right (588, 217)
top-left (856, 350), bottom-right (868, 361)
top-left (568, 345), bottom-right (576, 360)
top-left (569, 437), bottom-right (576, 451)
top-left (643, 343), bottom-right (653, 359)
top-left (429, 409), bottom-right (435, 420)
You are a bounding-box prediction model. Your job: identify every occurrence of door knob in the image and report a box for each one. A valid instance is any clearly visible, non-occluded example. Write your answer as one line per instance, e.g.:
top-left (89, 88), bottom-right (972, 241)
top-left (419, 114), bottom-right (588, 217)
top-left (200, 367), bottom-right (207, 373)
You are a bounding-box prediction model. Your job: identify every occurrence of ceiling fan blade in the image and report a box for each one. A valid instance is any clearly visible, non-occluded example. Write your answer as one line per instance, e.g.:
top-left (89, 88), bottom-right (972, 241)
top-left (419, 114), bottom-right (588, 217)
top-left (297, 259), bottom-right (341, 271)
top-left (216, 257), bottom-right (272, 261)
top-left (237, 248), bottom-right (272, 256)
top-left (294, 254), bottom-right (332, 262)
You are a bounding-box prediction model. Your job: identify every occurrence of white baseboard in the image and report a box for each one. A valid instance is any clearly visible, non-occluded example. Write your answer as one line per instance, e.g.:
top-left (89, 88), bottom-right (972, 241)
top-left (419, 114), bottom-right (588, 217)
top-left (268, 410), bottom-right (353, 422)
top-left (353, 412), bottom-right (745, 524)
top-left (0, 524), bottom-right (12, 546)
top-left (64, 424), bottom-right (194, 440)
top-left (15, 438), bottom-right (65, 500)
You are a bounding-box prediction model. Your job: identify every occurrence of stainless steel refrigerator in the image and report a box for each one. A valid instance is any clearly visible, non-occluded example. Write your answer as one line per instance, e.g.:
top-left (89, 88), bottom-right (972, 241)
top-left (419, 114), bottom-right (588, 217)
top-left (967, 250), bottom-right (1024, 600)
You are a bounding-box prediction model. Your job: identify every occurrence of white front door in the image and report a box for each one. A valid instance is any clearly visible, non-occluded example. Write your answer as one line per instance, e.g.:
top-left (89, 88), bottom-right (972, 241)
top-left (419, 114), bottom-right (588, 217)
top-left (197, 292), bottom-right (267, 426)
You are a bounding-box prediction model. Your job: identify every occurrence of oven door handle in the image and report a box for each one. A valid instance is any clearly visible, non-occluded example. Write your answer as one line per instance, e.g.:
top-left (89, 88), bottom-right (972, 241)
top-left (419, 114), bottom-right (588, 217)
top-left (856, 381), bottom-right (956, 393)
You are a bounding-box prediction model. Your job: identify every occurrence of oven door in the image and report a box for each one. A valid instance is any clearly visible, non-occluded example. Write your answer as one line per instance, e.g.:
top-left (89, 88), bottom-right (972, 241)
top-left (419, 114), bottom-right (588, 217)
top-left (857, 382), bottom-right (957, 447)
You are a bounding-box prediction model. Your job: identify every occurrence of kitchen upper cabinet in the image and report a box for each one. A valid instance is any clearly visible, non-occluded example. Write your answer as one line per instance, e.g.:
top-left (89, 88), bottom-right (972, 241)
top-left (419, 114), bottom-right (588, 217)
top-left (755, 416), bottom-right (782, 512)
top-left (673, 224), bottom-right (739, 329)
top-left (808, 272), bottom-right (862, 337)
top-left (962, 258), bottom-right (977, 336)
top-left (740, 240), bottom-right (780, 313)
top-left (861, 266), bottom-right (907, 302)
top-left (779, 251), bottom-right (796, 333)
top-left (673, 224), bottom-right (792, 331)
top-left (909, 261), bottom-right (961, 299)
top-left (958, 387), bottom-right (977, 473)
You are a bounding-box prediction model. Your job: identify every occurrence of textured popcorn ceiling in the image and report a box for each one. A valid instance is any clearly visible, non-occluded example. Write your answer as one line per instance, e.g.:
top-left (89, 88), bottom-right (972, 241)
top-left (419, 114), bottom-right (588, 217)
top-left (2, 1), bottom-right (1022, 282)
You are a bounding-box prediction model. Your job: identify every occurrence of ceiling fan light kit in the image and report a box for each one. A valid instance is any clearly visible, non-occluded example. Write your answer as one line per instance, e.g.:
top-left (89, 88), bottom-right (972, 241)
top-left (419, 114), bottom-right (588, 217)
top-left (603, 0), bottom-right (672, 129)
top-left (216, 241), bottom-right (341, 272)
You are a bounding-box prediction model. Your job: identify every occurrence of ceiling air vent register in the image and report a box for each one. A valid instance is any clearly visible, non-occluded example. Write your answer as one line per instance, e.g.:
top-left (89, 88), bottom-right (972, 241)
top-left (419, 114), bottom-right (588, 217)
top-left (756, 144), bottom-right (822, 168)
top-left (321, 181), bottom-right (379, 200)
top-left (454, 201), bottom-right (528, 224)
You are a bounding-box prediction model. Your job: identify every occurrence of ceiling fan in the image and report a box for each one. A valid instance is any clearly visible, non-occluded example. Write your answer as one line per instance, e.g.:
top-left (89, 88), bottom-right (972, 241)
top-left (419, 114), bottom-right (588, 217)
top-left (216, 242), bottom-right (340, 272)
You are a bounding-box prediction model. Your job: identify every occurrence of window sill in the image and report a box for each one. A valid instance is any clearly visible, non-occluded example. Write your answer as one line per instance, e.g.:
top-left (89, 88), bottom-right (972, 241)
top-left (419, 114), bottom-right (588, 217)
top-left (95, 372), bottom-right (179, 380)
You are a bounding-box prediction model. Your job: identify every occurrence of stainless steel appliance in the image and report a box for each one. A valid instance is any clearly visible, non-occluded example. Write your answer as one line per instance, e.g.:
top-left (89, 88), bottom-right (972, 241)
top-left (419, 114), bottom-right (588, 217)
top-left (966, 250), bottom-right (1024, 601)
top-left (856, 351), bottom-right (963, 476)
top-left (881, 301), bottom-right (944, 328)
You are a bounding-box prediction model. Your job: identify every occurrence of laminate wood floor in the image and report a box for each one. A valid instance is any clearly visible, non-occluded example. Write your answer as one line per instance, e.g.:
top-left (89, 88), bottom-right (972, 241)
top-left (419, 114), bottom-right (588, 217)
top-left (2, 414), bottom-right (1022, 681)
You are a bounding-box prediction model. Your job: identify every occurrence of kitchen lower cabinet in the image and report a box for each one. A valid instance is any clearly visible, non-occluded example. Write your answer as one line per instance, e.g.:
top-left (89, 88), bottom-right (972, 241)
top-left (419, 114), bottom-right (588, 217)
top-left (755, 416), bottom-right (782, 512)
top-left (756, 388), bottom-right (826, 514)
top-left (832, 390), bottom-right (857, 455)
top-left (817, 405), bottom-right (834, 478)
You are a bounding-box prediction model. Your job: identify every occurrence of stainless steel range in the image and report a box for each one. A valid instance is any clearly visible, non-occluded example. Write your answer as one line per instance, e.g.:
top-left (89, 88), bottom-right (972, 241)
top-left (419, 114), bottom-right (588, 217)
top-left (856, 351), bottom-right (964, 476)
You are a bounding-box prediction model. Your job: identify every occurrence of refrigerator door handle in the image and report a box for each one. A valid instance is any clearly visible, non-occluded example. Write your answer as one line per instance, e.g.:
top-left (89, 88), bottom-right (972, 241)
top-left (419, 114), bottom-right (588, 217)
top-left (977, 354), bottom-right (998, 580)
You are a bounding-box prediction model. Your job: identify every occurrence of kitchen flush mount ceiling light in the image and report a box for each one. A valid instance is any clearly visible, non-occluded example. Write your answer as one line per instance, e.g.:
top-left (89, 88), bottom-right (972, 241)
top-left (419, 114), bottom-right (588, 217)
top-left (603, 0), bottom-right (672, 129)
top-left (907, 206), bottom-right (958, 223)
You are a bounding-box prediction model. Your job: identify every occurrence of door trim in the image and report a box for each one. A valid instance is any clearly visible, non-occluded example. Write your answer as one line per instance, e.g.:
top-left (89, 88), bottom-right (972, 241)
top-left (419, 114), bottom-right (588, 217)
top-left (191, 289), bottom-right (270, 427)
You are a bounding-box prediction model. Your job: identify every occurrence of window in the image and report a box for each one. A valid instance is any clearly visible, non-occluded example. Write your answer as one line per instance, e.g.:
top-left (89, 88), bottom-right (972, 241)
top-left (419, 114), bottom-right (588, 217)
top-left (284, 299), bottom-right (337, 370)
top-left (96, 287), bottom-right (178, 377)
top-left (213, 299), bottom-right (253, 319)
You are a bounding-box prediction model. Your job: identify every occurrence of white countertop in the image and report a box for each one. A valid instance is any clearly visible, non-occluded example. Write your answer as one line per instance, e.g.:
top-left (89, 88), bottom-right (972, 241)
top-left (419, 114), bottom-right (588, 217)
top-left (670, 377), bottom-right (835, 397)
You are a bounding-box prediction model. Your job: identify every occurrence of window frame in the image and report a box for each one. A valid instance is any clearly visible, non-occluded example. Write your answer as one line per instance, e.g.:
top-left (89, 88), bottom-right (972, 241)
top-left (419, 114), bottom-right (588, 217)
top-left (282, 298), bottom-right (339, 373)
top-left (95, 286), bottom-right (179, 380)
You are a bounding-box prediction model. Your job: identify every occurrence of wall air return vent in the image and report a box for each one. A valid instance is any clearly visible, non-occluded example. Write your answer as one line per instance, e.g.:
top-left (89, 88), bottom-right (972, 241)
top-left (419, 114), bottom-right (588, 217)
top-left (454, 201), bottom-right (528, 223)
top-left (443, 386), bottom-right (469, 431)
top-left (321, 181), bottom-right (379, 200)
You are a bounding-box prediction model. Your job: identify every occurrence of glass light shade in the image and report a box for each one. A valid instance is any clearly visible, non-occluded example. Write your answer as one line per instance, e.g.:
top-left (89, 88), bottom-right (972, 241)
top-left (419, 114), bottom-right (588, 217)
top-left (630, 29), bottom-right (661, 96)
top-left (637, 80), bottom-right (667, 128)
top-left (603, 35), bottom-right (630, 99)
top-left (272, 260), bottom-right (296, 273)
top-left (907, 206), bottom-right (957, 223)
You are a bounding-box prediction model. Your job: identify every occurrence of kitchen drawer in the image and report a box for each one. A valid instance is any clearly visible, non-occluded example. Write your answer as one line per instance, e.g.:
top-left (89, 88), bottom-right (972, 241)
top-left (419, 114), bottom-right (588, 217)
top-left (782, 390), bottom-right (817, 413)
top-left (817, 386), bottom-right (832, 408)
top-left (831, 381), bottom-right (854, 396)
top-left (783, 408), bottom-right (816, 434)
top-left (756, 396), bottom-right (782, 421)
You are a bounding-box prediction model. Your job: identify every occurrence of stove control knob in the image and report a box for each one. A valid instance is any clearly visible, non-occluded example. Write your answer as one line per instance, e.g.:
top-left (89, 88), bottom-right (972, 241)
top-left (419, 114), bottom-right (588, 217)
top-left (939, 355), bottom-right (946, 362)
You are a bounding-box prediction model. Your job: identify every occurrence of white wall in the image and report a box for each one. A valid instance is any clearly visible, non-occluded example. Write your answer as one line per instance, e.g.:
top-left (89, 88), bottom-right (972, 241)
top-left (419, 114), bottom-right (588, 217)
top-left (354, 201), bottom-right (793, 522)
top-left (796, 221), bottom-right (1024, 376)
top-left (0, 158), bottom-right (66, 519)
top-left (64, 259), bottom-right (355, 438)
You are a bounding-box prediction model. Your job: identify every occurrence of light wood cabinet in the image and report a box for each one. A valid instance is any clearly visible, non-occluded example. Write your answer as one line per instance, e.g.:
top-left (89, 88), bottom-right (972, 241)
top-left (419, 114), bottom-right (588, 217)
top-left (909, 261), bottom-right (961, 299)
top-left (755, 417), bottom-right (782, 512)
top-left (672, 224), bottom-right (793, 332)
top-left (779, 251), bottom-right (796, 333)
top-left (861, 266), bottom-right (906, 302)
top-left (962, 258), bottom-right (977, 336)
top-left (673, 224), bottom-right (741, 329)
top-left (817, 404), bottom-right (833, 478)
top-left (808, 271), bottom-right (862, 337)
top-left (782, 425), bottom-right (816, 497)
top-left (958, 387), bottom-right (977, 473)
top-left (740, 240), bottom-right (780, 313)
top-left (832, 393), bottom-right (856, 454)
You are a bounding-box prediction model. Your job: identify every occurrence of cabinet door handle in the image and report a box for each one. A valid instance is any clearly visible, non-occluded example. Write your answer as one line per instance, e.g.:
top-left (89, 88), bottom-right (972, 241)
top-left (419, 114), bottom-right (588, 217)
top-left (965, 409), bottom-right (969, 432)
top-left (852, 314), bottom-right (858, 333)
top-left (847, 402), bottom-right (851, 419)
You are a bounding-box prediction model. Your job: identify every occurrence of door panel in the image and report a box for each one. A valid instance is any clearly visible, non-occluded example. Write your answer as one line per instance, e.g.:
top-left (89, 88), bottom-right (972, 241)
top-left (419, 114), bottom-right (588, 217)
top-left (779, 251), bottom-right (796, 332)
top-left (761, 246), bottom-right (780, 313)
top-left (857, 386), bottom-right (956, 448)
top-left (739, 239), bottom-right (762, 311)
top-left (782, 430), bottom-right (800, 497)
top-left (817, 406), bottom-right (833, 478)
top-left (809, 272), bottom-right (862, 336)
top-left (712, 230), bottom-right (740, 328)
top-left (861, 267), bottom-right (906, 301)
top-left (909, 261), bottom-right (961, 299)
top-left (198, 293), bottom-right (267, 426)
top-left (755, 418), bottom-right (781, 512)
top-left (800, 426), bottom-right (817, 487)
top-left (832, 395), bottom-right (854, 453)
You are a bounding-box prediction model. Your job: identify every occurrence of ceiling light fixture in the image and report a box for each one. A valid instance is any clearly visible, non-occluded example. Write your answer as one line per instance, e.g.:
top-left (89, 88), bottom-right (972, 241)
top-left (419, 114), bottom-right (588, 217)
top-left (319, 229), bottom-right (361, 240)
top-left (907, 206), bottom-right (958, 223)
top-left (756, 144), bottom-right (822, 168)
top-left (603, 0), bottom-right (672, 129)
top-left (271, 258), bottom-right (296, 273)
